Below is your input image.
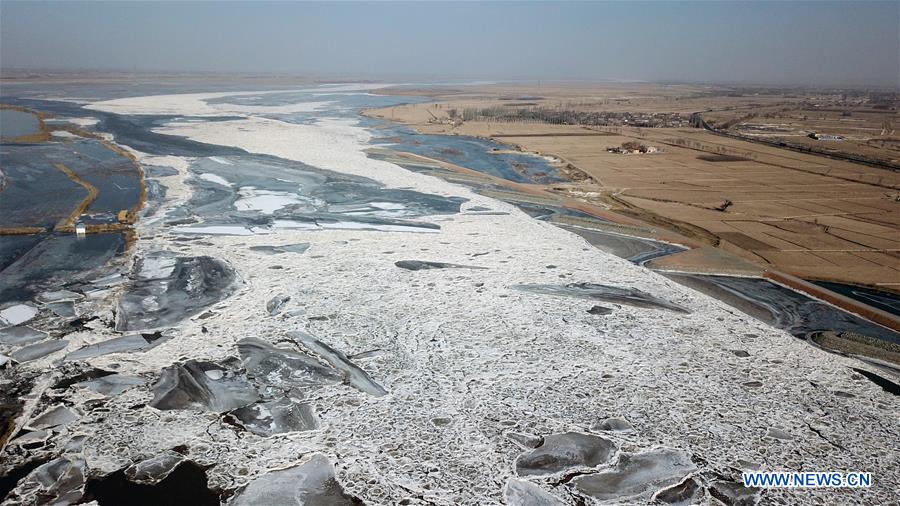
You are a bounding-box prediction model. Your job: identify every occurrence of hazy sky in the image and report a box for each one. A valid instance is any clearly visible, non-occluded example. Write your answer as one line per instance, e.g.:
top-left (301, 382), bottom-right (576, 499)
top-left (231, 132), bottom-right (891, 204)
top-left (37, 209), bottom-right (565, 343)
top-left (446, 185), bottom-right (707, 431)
top-left (1, 1), bottom-right (898, 86)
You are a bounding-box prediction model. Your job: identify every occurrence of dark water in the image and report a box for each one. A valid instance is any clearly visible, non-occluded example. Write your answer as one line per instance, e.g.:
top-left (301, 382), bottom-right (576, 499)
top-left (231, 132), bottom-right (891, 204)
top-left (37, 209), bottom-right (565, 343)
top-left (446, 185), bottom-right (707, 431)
top-left (373, 124), bottom-right (565, 184)
top-left (0, 97), bottom-right (141, 311)
top-left (1, 140), bottom-right (142, 224)
top-left (0, 110), bottom-right (40, 138)
top-left (2, 98), bottom-right (248, 158)
top-left (811, 281), bottom-right (900, 317)
top-left (0, 144), bottom-right (89, 228)
top-left (179, 154), bottom-right (464, 234)
top-left (85, 461), bottom-right (219, 506)
top-left (58, 140), bottom-right (142, 216)
top-left (560, 225), bottom-right (686, 266)
top-left (665, 273), bottom-right (900, 345)
top-left (0, 236), bottom-right (44, 272)
top-left (370, 153), bottom-right (605, 226)
top-left (0, 233), bottom-right (126, 304)
top-left (511, 202), bottom-right (604, 222)
top-left (97, 114), bottom-right (248, 157)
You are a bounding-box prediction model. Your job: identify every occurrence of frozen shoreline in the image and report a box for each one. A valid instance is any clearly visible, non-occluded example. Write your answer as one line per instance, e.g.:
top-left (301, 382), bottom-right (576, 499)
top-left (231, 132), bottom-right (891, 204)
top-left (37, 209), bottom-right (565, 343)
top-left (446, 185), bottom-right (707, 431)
top-left (84, 84), bottom-right (388, 117)
top-left (4, 87), bottom-right (898, 504)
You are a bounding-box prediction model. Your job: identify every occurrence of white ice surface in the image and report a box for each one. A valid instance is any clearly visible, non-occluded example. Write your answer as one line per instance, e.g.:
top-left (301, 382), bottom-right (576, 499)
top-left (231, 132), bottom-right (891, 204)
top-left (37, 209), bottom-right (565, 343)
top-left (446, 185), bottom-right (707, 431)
top-left (197, 173), bottom-right (231, 187)
top-left (234, 188), bottom-right (303, 214)
top-left (0, 304), bottom-right (39, 327)
top-left (64, 117), bottom-right (100, 127)
top-left (155, 116), bottom-right (439, 193)
top-left (85, 85), bottom-right (387, 117)
top-left (172, 225), bottom-right (270, 236)
top-left (271, 219), bottom-right (439, 233)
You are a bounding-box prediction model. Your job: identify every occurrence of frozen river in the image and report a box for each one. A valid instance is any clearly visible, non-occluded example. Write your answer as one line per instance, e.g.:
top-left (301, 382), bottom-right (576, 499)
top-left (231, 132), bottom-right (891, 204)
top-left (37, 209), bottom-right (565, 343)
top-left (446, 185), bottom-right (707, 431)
top-left (0, 83), bottom-right (897, 505)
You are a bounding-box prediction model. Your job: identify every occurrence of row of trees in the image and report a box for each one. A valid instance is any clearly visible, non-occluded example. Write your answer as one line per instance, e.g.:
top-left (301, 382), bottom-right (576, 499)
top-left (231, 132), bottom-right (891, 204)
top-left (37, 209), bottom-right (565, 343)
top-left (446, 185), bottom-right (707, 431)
top-left (452, 107), bottom-right (689, 127)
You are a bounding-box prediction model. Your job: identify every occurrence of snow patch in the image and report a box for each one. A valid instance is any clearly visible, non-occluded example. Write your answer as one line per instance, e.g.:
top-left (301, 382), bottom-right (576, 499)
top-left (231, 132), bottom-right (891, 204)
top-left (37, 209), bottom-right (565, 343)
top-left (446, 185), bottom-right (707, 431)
top-left (198, 173), bottom-right (231, 187)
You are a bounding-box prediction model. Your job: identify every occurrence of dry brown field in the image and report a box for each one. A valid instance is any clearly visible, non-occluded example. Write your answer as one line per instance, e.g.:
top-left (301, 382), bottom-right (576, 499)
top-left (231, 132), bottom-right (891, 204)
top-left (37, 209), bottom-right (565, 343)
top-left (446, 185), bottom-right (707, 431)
top-left (378, 82), bottom-right (801, 114)
top-left (366, 83), bottom-right (900, 291)
top-left (701, 101), bottom-right (900, 166)
top-left (379, 82), bottom-right (899, 165)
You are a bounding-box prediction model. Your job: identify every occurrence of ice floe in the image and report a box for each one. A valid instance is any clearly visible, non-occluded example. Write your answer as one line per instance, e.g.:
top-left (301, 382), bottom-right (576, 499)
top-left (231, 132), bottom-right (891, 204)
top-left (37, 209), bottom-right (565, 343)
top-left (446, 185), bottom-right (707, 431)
top-left (116, 251), bottom-right (239, 331)
top-left (230, 454), bottom-right (361, 505)
top-left (515, 282), bottom-right (690, 313)
top-left (0, 326), bottom-right (48, 346)
top-left (237, 337), bottom-right (343, 395)
top-left (505, 479), bottom-right (565, 506)
top-left (229, 397), bottom-right (319, 436)
top-left (571, 448), bottom-right (697, 502)
top-left (248, 243), bottom-right (310, 255)
top-left (12, 457), bottom-right (87, 505)
top-left (651, 476), bottom-right (705, 505)
top-left (234, 188), bottom-right (304, 214)
top-left (265, 294), bottom-right (291, 315)
top-left (0, 304), bottom-right (39, 327)
top-left (10, 339), bottom-right (69, 363)
top-left (75, 374), bottom-right (146, 396)
top-left (150, 360), bottom-right (259, 412)
top-left (63, 117), bottom-right (99, 127)
top-left (288, 330), bottom-right (388, 396)
top-left (515, 432), bottom-right (616, 477)
top-left (65, 333), bottom-right (169, 361)
top-left (124, 451), bottom-right (187, 485)
top-left (394, 259), bottom-right (487, 271)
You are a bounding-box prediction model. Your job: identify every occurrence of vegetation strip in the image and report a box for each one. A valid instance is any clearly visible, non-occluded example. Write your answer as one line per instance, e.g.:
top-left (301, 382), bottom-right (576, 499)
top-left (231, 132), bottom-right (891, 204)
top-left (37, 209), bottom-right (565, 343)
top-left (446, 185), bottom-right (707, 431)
top-left (51, 163), bottom-right (99, 232)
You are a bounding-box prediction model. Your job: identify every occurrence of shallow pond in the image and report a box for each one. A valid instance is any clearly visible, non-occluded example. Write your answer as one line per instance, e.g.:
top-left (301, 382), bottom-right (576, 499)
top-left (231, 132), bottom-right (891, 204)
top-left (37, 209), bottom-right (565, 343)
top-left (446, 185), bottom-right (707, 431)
top-left (0, 109), bottom-right (40, 138)
top-left (0, 139), bottom-right (142, 228)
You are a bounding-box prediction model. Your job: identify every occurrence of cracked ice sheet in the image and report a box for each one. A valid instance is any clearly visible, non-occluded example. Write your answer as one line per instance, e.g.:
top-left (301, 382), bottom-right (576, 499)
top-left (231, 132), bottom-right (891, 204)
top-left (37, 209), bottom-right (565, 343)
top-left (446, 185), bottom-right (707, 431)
top-left (54, 89), bottom-right (900, 506)
top-left (157, 116), bottom-right (446, 192)
top-left (84, 84), bottom-right (387, 117)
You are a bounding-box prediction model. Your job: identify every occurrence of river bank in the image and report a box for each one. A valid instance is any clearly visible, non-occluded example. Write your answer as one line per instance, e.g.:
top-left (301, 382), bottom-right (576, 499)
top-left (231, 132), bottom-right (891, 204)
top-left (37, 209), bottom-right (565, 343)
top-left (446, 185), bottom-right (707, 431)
top-left (361, 90), bottom-right (900, 369)
top-left (361, 85), bottom-right (900, 294)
